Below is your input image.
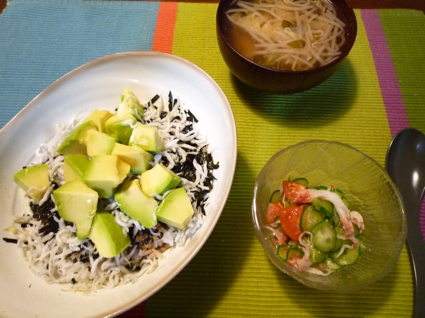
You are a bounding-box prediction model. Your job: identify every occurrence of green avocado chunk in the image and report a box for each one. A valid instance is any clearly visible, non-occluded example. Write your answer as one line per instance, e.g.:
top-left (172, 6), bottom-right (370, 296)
top-left (129, 122), bottom-right (164, 152)
top-left (111, 143), bottom-right (153, 174)
top-left (104, 114), bottom-right (137, 145)
top-left (83, 155), bottom-right (130, 198)
top-left (89, 212), bottom-right (131, 258)
top-left (117, 88), bottom-right (144, 118)
top-left (53, 179), bottom-right (98, 240)
top-left (86, 130), bottom-right (116, 157)
top-left (156, 187), bottom-right (194, 230)
top-left (63, 154), bottom-right (90, 182)
top-left (115, 179), bottom-right (158, 228)
top-left (13, 163), bottom-right (50, 204)
top-left (82, 109), bottom-right (114, 132)
top-left (140, 163), bottom-right (181, 196)
top-left (56, 120), bottom-right (98, 155)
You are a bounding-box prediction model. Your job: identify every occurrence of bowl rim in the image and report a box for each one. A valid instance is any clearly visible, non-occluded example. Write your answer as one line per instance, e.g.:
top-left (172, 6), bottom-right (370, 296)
top-left (252, 140), bottom-right (407, 291)
top-left (216, 0), bottom-right (358, 75)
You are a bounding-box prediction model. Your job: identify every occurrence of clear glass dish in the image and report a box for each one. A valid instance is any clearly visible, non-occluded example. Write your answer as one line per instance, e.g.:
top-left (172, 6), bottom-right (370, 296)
top-left (252, 140), bottom-right (407, 291)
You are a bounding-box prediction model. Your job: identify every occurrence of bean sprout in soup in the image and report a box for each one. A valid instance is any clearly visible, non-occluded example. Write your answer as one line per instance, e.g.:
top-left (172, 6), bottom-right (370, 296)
top-left (226, 0), bottom-right (346, 71)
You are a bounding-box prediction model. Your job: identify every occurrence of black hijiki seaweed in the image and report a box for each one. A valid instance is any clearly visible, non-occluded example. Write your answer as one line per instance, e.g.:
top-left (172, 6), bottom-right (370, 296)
top-left (2, 237), bottom-right (18, 244)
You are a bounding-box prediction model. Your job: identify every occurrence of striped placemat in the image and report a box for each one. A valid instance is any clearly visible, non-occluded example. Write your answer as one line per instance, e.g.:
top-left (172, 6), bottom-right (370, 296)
top-left (0, 1), bottom-right (424, 317)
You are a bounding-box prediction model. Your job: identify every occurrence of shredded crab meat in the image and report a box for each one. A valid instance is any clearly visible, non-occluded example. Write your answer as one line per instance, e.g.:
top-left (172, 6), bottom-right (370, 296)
top-left (294, 188), bottom-right (358, 243)
top-left (288, 231), bottom-right (333, 276)
top-left (288, 257), bottom-right (312, 272)
top-left (304, 266), bottom-right (333, 276)
top-left (8, 91), bottom-right (217, 292)
top-left (266, 225), bottom-right (287, 245)
top-left (350, 210), bottom-right (364, 232)
top-left (290, 231), bottom-right (313, 271)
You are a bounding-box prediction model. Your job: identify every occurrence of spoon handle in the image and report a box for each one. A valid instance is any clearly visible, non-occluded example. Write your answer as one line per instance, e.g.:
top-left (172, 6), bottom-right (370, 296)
top-left (385, 127), bottom-right (425, 317)
top-left (404, 198), bottom-right (425, 318)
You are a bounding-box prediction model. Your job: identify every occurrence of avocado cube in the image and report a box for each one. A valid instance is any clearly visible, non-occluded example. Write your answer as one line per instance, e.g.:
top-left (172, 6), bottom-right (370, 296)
top-left (140, 163), bottom-right (181, 196)
top-left (111, 143), bottom-right (153, 174)
top-left (129, 122), bottom-right (164, 152)
top-left (83, 109), bottom-right (114, 132)
top-left (89, 212), bottom-right (131, 258)
top-left (156, 187), bottom-right (194, 230)
top-left (57, 120), bottom-right (98, 155)
top-left (83, 155), bottom-right (130, 198)
top-left (86, 130), bottom-right (116, 157)
top-left (53, 179), bottom-right (98, 240)
top-left (117, 88), bottom-right (144, 118)
top-left (104, 114), bottom-right (137, 145)
top-left (14, 164), bottom-right (50, 204)
top-left (115, 179), bottom-right (158, 228)
top-left (63, 154), bottom-right (90, 182)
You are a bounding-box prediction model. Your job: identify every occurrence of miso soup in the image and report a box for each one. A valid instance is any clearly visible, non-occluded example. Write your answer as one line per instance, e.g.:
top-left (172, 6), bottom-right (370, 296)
top-left (226, 0), bottom-right (346, 71)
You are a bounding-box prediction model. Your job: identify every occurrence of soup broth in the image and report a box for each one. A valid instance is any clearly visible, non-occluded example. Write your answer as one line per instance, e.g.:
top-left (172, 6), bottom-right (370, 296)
top-left (226, 0), bottom-right (346, 71)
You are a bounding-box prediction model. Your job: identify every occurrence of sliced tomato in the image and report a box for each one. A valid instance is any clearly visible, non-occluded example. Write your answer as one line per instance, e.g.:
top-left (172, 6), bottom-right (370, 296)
top-left (283, 181), bottom-right (310, 204)
top-left (266, 202), bottom-right (284, 223)
top-left (279, 205), bottom-right (303, 241)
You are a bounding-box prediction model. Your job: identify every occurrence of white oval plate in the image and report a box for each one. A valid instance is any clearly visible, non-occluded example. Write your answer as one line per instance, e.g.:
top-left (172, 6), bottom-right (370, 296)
top-left (0, 51), bottom-right (237, 317)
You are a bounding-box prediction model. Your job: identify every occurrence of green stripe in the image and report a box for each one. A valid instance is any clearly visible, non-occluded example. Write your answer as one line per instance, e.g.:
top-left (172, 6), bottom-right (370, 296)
top-left (379, 9), bottom-right (425, 131)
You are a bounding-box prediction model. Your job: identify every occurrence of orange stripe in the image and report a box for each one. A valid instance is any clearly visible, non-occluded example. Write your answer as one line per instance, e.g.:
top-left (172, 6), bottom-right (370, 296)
top-left (152, 2), bottom-right (178, 53)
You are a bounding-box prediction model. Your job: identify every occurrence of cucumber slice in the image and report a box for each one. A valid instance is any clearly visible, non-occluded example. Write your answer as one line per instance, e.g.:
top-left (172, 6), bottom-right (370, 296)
top-left (315, 185), bottom-right (328, 190)
top-left (291, 177), bottom-right (309, 187)
top-left (324, 257), bottom-right (341, 270)
top-left (330, 238), bottom-right (351, 252)
top-left (312, 198), bottom-right (334, 219)
top-left (334, 223), bottom-right (345, 236)
top-left (269, 190), bottom-right (282, 203)
top-left (330, 208), bottom-right (341, 227)
top-left (284, 198), bottom-right (294, 207)
top-left (300, 205), bottom-right (324, 232)
top-left (311, 220), bottom-right (336, 252)
top-left (309, 247), bottom-right (327, 264)
top-left (277, 244), bottom-right (303, 261)
top-left (330, 238), bottom-right (343, 252)
top-left (332, 244), bottom-right (361, 266)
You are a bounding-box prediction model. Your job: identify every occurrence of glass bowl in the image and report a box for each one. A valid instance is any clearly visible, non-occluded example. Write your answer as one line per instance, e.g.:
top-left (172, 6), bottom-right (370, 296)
top-left (252, 140), bottom-right (407, 291)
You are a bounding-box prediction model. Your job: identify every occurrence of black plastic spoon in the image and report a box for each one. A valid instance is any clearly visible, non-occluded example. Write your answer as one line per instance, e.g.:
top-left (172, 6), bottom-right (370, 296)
top-left (386, 128), bottom-right (425, 318)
